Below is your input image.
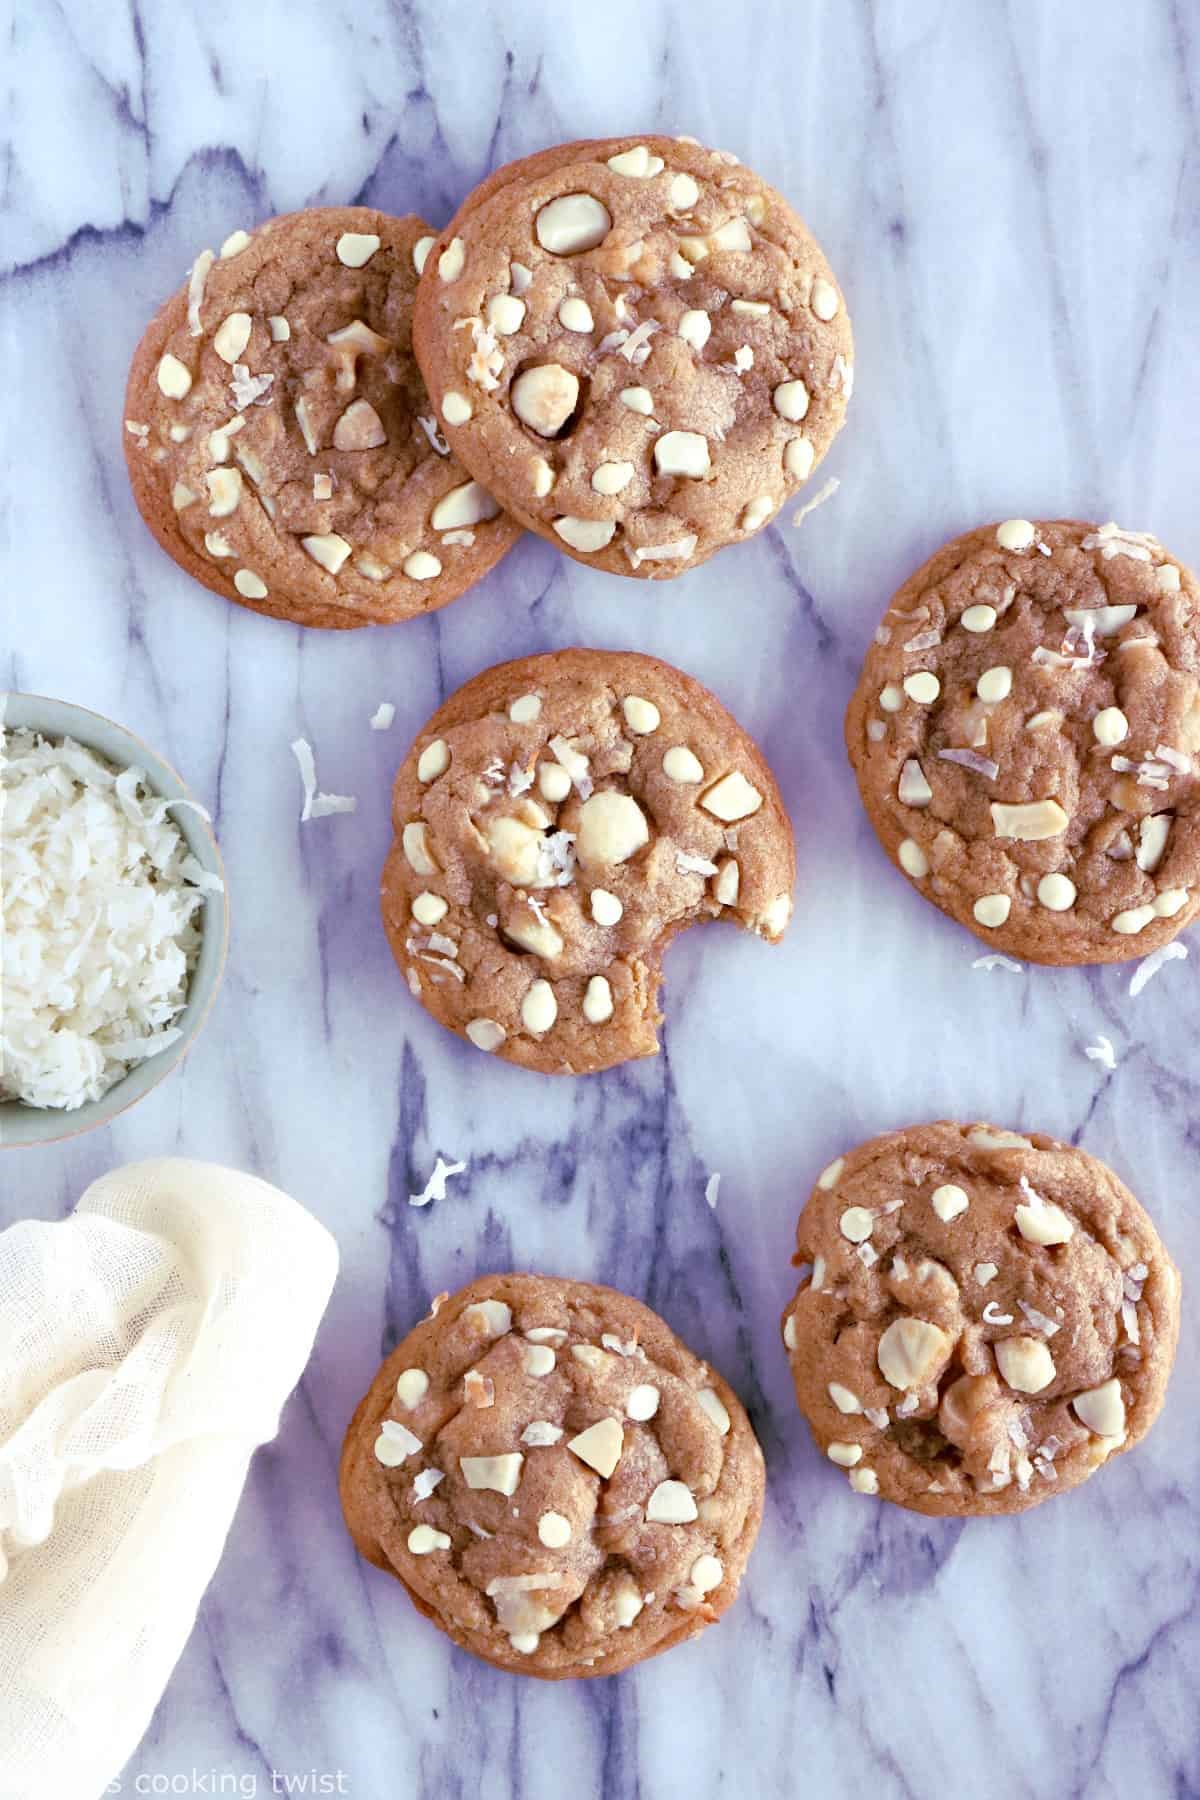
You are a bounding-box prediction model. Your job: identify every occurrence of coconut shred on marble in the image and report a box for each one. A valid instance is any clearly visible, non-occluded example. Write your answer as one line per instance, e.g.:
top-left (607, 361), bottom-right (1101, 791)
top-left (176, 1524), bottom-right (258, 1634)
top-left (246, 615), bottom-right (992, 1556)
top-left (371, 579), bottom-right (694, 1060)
top-left (0, 730), bottom-right (217, 1110)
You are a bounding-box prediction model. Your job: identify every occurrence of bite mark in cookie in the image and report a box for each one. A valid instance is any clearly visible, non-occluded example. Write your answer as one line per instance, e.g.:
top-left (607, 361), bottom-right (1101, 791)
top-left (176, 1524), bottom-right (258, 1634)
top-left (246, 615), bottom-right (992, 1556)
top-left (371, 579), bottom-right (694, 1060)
top-left (846, 519), bottom-right (1200, 963)
top-left (124, 207), bottom-right (520, 628)
top-left (411, 135), bottom-right (853, 579)
top-left (782, 1121), bottom-right (1180, 1515)
top-left (380, 648), bottom-right (795, 1075)
top-left (338, 1274), bottom-right (764, 1678)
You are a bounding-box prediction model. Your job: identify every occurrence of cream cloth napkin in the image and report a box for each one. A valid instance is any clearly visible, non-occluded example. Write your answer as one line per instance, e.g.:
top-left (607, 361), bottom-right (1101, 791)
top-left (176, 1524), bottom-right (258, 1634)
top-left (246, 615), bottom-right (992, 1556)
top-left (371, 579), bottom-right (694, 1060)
top-left (0, 1158), bottom-right (339, 1800)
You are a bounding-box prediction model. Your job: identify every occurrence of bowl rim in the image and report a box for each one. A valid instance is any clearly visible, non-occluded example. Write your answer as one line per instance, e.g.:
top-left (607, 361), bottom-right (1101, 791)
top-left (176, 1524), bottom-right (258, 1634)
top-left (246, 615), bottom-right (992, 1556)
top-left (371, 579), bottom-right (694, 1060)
top-left (0, 690), bottom-right (230, 1147)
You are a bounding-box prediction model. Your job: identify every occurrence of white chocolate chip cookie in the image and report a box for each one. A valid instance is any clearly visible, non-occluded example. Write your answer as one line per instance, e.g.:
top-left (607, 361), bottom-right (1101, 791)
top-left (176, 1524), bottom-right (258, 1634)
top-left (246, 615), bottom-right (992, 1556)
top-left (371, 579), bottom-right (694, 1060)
top-left (411, 135), bottom-right (853, 579)
top-left (782, 1121), bottom-right (1180, 1515)
top-left (846, 520), bottom-right (1200, 962)
top-left (339, 1273), bottom-right (764, 1678)
top-left (381, 648), bottom-right (795, 1074)
top-left (124, 207), bottom-right (520, 628)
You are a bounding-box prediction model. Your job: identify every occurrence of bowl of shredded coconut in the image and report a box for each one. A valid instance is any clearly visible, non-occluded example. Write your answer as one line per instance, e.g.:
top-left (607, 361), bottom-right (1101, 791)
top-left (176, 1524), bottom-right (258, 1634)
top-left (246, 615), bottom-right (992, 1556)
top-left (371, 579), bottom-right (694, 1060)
top-left (1, 693), bottom-right (229, 1144)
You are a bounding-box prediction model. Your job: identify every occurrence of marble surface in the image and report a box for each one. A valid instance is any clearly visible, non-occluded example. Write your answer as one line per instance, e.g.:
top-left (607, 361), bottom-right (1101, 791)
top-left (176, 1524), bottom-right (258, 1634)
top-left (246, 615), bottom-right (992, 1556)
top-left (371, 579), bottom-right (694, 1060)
top-left (4, 1), bottom-right (1200, 1795)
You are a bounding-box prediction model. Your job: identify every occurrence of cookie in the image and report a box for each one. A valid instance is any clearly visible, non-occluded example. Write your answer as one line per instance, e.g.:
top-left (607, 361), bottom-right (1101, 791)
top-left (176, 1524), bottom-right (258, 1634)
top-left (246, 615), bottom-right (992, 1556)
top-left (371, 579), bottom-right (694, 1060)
top-left (339, 1273), bottom-right (764, 1678)
top-left (411, 135), bottom-right (852, 579)
top-left (845, 519), bottom-right (1200, 963)
top-left (380, 648), bottom-right (795, 1073)
top-left (123, 207), bottom-right (520, 628)
top-left (782, 1121), bottom-right (1180, 1516)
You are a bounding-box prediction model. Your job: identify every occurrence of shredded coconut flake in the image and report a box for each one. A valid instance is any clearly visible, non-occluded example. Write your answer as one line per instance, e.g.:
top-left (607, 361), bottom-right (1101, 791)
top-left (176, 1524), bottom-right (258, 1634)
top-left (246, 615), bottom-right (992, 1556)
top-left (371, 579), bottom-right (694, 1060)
top-left (626, 536), bottom-right (697, 567)
top-left (369, 703), bottom-right (395, 731)
top-left (1084, 1034), bottom-right (1117, 1071)
top-left (791, 476), bottom-right (840, 529)
top-left (290, 737), bottom-right (357, 821)
top-left (0, 729), bottom-right (215, 1110)
top-left (972, 954), bottom-right (1024, 974)
top-left (676, 850), bottom-right (719, 876)
top-left (1129, 941), bottom-right (1188, 997)
top-left (1017, 1300), bottom-right (1061, 1338)
top-left (618, 319), bottom-right (660, 364)
top-left (187, 248), bottom-right (214, 336)
top-left (416, 415), bottom-right (450, 456)
top-left (1153, 744), bottom-right (1192, 774)
top-left (412, 1468), bottom-right (445, 1502)
top-left (536, 831), bottom-right (577, 888)
top-left (938, 747), bottom-right (999, 780)
top-left (904, 628), bottom-right (943, 652)
top-left (409, 1155), bottom-right (468, 1209)
top-left (229, 363), bottom-right (274, 411)
top-left (704, 1172), bottom-right (720, 1210)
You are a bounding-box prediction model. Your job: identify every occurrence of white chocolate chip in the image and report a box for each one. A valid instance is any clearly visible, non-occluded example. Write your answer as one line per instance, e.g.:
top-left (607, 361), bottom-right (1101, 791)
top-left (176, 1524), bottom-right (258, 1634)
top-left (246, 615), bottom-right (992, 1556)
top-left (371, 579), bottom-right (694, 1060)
top-left (375, 1420), bottom-right (422, 1465)
top-left (411, 235), bottom-right (435, 275)
top-left (773, 380), bottom-right (810, 422)
top-left (961, 604), bottom-right (997, 633)
top-left (442, 390), bottom-right (473, 425)
top-left (818, 1157), bottom-right (845, 1190)
top-left (995, 1336), bottom-right (1055, 1394)
top-left (903, 672), bottom-right (941, 705)
top-left (233, 569), bottom-right (267, 599)
top-left (931, 1183), bottom-right (969, 1222)
top-left (646, 1480), bottom-right (697, 1524)
top-left (697, 1388), bottom-right (731, 1435)
top-left (784, 436), bottom-right (815, 481)
top-left (417, 739), bottom-right (450, 783)
top-left (213, 313), bottom-right (252, 365)
top-left (714, 859), bottom-right (739, 905)
top-left (1093, 707), bottom-right (1129, 746)
top-left (333, 399), bottom-right (387, 451)
top-left (488, 292), bottom-right (526, 335)
top-left (678, 308), bottom-right (712, 351)
top-left (1112, 904), bottom-right (1156, 935)
top-left (700, 771), bottom-right (763, 822)
top-left (412, 892), bottom-right (448, 928)
top-left (783, 1314), bottom-right (799, 1350)
top-left (403, 551), bottom-right (442, 581)
top-left (592, 460), bottom-right (635, 495)
top-left (219, 229), bottom-right (251, 259)
top-left (827, 1441), bottom-right (863, 1467)
top-left (590, 888), bottom-right (623, 926)
top-left (991, 799), bottom-right (1069, 841)
top-left (432, 481), bottom-right (500, 531)
top-left (711, 217), bottom-right (752, 252)
top-left (619, 386), bottom-right (654, 416)
top-left (486, 816), bottom-right (541, 884)
top-left (558, 296), bottom-right (594, 333)
top-left (626, 1383), bottom-right (660, 1421)
top-left (582, 975), bottom-right (614, 1024)
top-left (848, 1467), bottom-right (879, 1494)
top-left (466, 1018), bottom-right (506, 1053)
top-left (437, 237), bottom-right (465, 282)
top-left (973, 893), bottom-right (1011, 928)
top-left (839, 1206), bottom-right (873, 1243)
top-left (465, 1299), bottom-right (512, 1337)
top-left (554, 516), bottom-right (616, 553)
top-left (567, 1417), bottom-right (623, 1478)
top-left (537, 1511), bottom-right (572, 1548)
top-left (460, 1453), bottom-right (523, 1496)
top-left (538, 763), bottom-right (572, 803)
top-left (536, 193), bottom-right (612, 255)
top-left (879, 685), bottom-right (903, 713)
top-left (1015, 1191), bottom-right (1074, 1245)
top-left (622, 695), bottom-right (660, 735)
top-left (996, 518), bottom-right (1036, 552)
top-left (974, 1262), bottom-right (999, 1286)
top-left (689, 1555), bottom-right (723, 1595)
top-left (977, 666), bottom-right (1013, 704)
top-left (898, 838), bottom-right (929, 879)
top-left (395, 1368), bottom-right (429, 1408)
top-left (336, 231), bottom-right (380, 268)
top-left (407, 1525), bottom-right (451, 1555)
top-left (810, 277), bottom-right (839, 320)
top-left (1037, 872), bottom-right (1076, 912)
top-left (204, 531), bottom-right (232, 557)
top-left (740, 495), bottom-right (774, 532)
top-left (156, 353), bottom-right (192, 399)
top-left (663, 745), bottom-right (703, 784)
top-left (576, 791), bottom-right (649, 867)
top-left (669, 172), bottom-right (700, 211)
top-left (898, 760), bottom-right (933, 807)
top-left (604, 145), bottom-right (664, 178)
top-left (205, 468), bottom-right (243, 517)
top-left (828, 1382), bottom-right (862, 1414)
top-left (171, 483), bottom-right (196, 511)
top-left (530, 456), bottom-right (555, 497)
top-left (1155, 886), bottom-right (1188, 917)
top-left (302, 533), bottom-right (352, 574)
top-left (653, 430), bottom-right (710, 478)
top-left (614, 1585), bottom-right (644, 1628)
top-left (402, 822), bottom-right (438, 877)
top-left (521, 979), bottom-right (558, 1034)
top-left (877, 1317), bottom-right (951, 1390)
top-left (1073, 1379), bottom-right (1125, 1437)
top-left (732, 299), bottom-right (771, 317)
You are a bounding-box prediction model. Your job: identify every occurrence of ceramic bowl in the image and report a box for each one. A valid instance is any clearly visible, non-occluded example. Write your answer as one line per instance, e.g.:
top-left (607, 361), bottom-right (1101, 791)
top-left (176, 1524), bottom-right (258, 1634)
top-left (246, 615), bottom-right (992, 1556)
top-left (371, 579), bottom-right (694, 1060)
top-left (1, 692), bottom-right (230, 1147)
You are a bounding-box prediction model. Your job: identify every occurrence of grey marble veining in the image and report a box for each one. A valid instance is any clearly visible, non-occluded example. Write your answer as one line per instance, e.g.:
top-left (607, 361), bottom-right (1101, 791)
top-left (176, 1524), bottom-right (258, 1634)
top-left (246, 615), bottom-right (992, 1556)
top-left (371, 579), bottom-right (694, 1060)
top-left (3, 1), bottom-right (1200, 1796)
